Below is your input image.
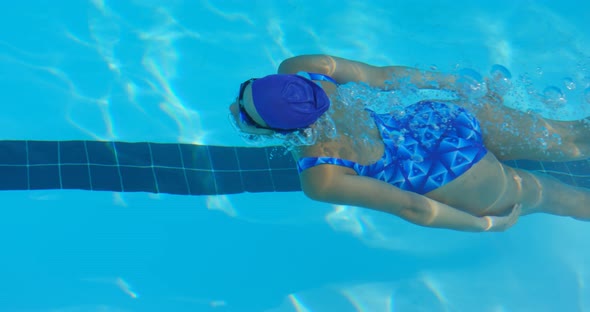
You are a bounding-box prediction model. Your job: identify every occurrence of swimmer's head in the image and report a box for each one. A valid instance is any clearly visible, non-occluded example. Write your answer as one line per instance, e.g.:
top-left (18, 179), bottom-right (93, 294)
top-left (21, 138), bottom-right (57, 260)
top-left (232, 74), bottom-right (330, 133)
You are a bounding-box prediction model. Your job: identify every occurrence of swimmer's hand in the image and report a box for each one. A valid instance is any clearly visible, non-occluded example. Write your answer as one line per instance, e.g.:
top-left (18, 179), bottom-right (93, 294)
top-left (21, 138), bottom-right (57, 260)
top-left (481, 204), bottom-right (522, 232)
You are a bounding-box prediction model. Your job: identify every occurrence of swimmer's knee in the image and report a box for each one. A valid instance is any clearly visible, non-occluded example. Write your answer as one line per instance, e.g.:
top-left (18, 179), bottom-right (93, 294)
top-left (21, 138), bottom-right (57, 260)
top-left (558, 141), bottom-right (586, 160)
top-left (510, 169), bottom-right (543, 211)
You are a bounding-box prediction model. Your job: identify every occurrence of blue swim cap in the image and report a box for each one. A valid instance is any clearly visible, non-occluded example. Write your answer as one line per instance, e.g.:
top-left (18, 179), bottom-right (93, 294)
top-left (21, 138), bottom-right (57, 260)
top-left (251, 74), bottom-right (330, 130)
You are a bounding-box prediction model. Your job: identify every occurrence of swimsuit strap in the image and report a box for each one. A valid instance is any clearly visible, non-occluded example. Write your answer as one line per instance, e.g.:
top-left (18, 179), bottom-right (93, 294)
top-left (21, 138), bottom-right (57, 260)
top-left (306, 72), bottom-right (339, 85)
top-left (297, 156), bottom-right (361, 173)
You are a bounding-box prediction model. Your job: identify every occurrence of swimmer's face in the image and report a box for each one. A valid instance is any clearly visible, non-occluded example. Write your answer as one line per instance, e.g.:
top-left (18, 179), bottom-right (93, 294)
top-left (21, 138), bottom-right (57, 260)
top-left (229, 79), bottom-right (275, 135)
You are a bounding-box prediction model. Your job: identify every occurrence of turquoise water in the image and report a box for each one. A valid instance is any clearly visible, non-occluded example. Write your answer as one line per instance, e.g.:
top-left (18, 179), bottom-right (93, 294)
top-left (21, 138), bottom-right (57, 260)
top-left (1, 1), bottom-right (590, 311)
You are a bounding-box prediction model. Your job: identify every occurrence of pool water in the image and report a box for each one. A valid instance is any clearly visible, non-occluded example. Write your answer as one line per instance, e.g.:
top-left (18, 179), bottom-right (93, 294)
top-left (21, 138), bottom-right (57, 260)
top-left (1, 1), bottom-right (589, 311)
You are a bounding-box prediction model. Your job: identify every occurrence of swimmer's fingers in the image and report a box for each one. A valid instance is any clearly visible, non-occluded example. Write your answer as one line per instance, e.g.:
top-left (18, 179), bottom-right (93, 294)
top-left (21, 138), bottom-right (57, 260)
top-left (505, 203), bottom-right (522, 228)
top-left (484, 203), bottom-right (522, 232)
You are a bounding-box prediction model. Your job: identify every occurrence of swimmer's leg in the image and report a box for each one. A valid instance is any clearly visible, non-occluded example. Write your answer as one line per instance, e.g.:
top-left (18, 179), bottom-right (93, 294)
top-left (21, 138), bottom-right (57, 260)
top-left (453, 94), bottom-right (590, 161)
top-left (425, 153), bottom-right (589, 219)
top-left (507, 166), bottom-right (590, 219)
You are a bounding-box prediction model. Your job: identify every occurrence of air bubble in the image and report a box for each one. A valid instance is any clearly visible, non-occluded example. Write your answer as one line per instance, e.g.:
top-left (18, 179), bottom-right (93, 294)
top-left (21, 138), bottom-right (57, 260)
top-left (489, 64), bottom-right (512, 95)
top-left (490, 64), bottom-right (512, 79)
top-left (563, 77), bottom-right (576, 90)
top-left (542, 86), bottom-right (567, 107)
top-left (526, 86), bottom-right (536, 95)
top-left (457, 68), bottom-right (486, 98)
top-left (537, 138), bottom-right (548, 149)
top-left (536, 67), bottom-right (543, 76)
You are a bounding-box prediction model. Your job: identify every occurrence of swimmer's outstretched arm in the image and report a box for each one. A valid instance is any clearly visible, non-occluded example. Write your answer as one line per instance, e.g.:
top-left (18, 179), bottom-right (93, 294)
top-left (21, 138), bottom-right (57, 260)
top-left (300, 167), bottom-right (520, 232)
top-left (279, 54), bottom-right (457, 90)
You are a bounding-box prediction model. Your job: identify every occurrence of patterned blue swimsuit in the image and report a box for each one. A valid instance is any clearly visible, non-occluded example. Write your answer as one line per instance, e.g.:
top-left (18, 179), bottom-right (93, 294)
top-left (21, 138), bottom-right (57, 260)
top-left (297, 101), bottom-right (488, 194)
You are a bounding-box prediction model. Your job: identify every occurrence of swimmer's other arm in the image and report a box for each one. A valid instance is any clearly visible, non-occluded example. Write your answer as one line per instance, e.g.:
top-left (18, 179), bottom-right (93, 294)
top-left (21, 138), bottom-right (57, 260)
top-left (300, 168), bottom-right (517, 232)
top-left (278, 54), bottom-right (457, 91)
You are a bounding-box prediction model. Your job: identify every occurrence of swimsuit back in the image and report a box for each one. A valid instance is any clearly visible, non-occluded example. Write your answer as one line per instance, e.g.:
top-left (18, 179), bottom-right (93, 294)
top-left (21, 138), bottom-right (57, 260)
top-left (297, 101), bottom-right (488, 194)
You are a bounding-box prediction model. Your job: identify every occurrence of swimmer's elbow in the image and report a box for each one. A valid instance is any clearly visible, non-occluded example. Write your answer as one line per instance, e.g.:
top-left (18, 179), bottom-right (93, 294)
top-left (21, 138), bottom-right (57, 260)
top-left (278, 56), bottom-right (308, 74)
top-left (301, 181), bottom-right (331, 202)
top-left (278, 55), bottom-right (334, 75)
top-left (300, 171), bottom-right (344, 204)
top-left (278, 56), bottom-right (297, 73)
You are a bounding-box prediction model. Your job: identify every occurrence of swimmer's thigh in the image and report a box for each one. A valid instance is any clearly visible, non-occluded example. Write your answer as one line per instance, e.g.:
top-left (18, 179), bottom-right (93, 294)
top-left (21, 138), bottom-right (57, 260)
top-left (451, 99), bottom-right (576, 161)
